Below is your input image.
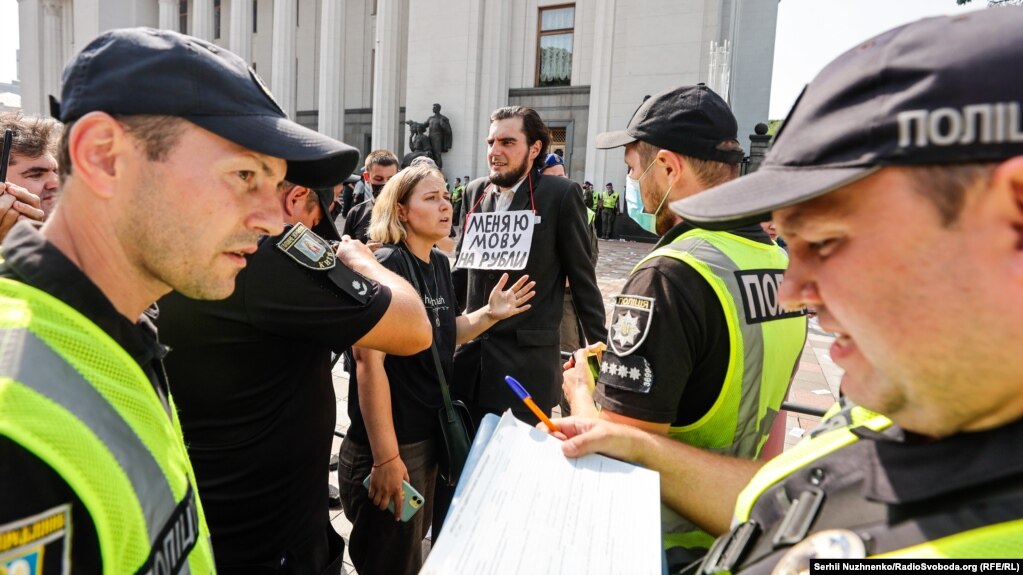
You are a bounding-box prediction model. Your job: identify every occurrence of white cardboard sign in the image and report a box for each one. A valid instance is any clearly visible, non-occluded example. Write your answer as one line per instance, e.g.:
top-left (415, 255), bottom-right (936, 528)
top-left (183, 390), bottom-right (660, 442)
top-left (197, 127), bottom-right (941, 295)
top-left (454, 210), bottom-right (535, 270)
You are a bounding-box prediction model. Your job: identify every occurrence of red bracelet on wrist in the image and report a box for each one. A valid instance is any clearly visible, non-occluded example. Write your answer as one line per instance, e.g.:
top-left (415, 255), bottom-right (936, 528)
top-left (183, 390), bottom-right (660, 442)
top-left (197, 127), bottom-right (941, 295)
top-left (372, 452), bottom-right (400, 468)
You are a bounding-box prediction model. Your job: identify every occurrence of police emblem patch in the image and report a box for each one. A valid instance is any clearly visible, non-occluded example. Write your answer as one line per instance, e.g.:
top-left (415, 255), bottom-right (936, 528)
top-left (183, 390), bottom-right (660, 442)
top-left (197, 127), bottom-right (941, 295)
top-left (597, 352), bottom-right (653, 394)
top-left (0, 504), bottom-right (71, 575)
top-left (277, 223), bottom-right (337, 270)
top-left (249, 66), bottom-right (285, 115)
top-left (772, 529), bottom-right (866, 575)
top-left (608, 294), bottom-right (654, 356)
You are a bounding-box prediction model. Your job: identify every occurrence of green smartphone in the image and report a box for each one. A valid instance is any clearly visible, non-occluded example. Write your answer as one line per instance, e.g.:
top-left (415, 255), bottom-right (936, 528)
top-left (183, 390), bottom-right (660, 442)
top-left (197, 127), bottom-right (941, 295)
top-left (362, 474), bottom-right (425, 522)
top-left (587, 353), bottom-right (602, 380)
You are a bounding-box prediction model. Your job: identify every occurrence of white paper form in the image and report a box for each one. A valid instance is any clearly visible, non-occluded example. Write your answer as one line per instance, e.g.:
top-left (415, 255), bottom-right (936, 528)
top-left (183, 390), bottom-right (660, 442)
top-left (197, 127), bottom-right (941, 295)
top-left (421, 411), bottom-right (661, 575)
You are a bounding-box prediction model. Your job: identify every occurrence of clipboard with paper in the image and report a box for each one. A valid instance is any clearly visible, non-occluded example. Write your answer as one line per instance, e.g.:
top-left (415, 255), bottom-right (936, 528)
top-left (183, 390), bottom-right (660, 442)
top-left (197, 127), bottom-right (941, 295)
top-left (422, 411), bottom-right (662, 575)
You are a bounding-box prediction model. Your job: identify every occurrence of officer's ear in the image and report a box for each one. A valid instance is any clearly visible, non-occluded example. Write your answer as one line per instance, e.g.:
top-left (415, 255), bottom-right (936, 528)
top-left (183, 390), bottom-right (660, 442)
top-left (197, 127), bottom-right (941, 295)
top-left (283, 185), bottom-right (313, 217)
top-left (989, 157), bottom-right (1023, 277)
top-left (657, 150), bottom-right (687, 192)
top-left (66, 111), bottom-right (134, 199)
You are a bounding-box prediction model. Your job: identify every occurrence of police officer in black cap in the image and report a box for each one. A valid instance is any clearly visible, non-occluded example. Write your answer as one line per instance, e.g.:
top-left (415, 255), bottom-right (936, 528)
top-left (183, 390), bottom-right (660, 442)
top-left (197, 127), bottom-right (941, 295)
top-left (562, 84), bottom-right (807, 563)
top-left (159, 170), bottom-right (432, 573)
top-left (0, 27), bottom-right (360, 573)
top-left (555, 9), bottom-right (1023, 570)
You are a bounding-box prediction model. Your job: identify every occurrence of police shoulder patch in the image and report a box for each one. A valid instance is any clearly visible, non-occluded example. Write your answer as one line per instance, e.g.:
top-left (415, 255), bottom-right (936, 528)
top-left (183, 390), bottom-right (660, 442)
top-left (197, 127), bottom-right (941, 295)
top-left (277, 223), bottom-right (337, 270)
top-left (0, 504), bottom-right (71, 574)
top-left (607, 294), bottom-right (654, 356)
top-left (597, 352), bottom-right (653, 394)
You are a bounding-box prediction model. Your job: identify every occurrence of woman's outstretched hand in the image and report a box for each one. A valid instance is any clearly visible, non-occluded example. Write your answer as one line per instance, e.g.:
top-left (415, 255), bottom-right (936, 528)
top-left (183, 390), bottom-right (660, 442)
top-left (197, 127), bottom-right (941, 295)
top-left (486, 273), bottom-right (537, 321)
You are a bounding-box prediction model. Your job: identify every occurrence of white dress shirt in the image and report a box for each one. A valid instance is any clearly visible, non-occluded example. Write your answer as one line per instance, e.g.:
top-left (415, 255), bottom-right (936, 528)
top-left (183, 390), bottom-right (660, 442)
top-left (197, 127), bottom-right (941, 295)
top-left (494, 177), bottom-right (527, 212)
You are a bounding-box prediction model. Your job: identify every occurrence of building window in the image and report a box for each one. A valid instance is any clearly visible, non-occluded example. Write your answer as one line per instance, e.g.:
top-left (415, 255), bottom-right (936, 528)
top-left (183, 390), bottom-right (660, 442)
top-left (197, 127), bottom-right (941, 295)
top-left (213, 0), bottom-right (221, 38)
top-left (536, 5), bottom-right (574, 87)
top-left (549, 127), bottom-right (567, 159)
top-left (253, 0), bottom-right (258, 33)
top-left (179, 0), bottom-right (188, 34)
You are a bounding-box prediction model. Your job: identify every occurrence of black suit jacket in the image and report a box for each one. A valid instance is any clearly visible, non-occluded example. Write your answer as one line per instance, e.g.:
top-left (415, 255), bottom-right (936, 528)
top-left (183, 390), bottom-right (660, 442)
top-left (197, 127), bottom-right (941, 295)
top-left (452, 172), bottom-right (605, 415)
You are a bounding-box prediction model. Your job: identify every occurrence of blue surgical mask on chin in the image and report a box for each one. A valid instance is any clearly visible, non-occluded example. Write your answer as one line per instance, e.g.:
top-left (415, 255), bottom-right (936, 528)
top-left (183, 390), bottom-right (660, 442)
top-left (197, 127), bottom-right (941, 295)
top-left (624, 159), bottom-right (670, 235)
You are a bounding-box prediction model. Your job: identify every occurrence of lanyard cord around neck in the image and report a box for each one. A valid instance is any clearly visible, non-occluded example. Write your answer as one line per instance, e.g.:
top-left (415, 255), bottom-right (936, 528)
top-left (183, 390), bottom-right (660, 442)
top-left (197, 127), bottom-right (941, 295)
top-left (463, 172), bottom-right (537, 228)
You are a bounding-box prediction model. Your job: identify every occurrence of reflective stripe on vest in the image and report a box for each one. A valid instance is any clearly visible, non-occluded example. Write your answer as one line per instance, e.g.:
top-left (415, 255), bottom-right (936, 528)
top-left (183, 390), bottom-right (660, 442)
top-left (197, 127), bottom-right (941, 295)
top-left (0, 279), bottom-right (214, 574)
top-left (871, 519), bottom-right (1023, 558)
top-left (732, 403), bottom-right (891, 524)
top-left (726, 405), bottom-right (1023, 561)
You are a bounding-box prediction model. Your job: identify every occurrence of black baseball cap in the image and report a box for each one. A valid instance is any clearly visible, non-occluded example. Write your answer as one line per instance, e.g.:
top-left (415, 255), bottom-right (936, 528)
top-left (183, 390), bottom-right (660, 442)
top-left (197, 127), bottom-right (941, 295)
top-left (312, 187), bottom-right (342, 241)
top-left (673, 9), bottom-right (1023, 228)
top-left (595, 84), bottom-right (745, 164)
top-left (50, 27), bottom-right (359, 189)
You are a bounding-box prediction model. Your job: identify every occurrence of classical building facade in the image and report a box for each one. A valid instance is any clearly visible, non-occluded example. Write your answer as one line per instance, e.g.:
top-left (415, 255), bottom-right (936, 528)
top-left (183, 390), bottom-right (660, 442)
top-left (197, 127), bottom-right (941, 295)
top-left (18, 0), bottom-right (778, 187)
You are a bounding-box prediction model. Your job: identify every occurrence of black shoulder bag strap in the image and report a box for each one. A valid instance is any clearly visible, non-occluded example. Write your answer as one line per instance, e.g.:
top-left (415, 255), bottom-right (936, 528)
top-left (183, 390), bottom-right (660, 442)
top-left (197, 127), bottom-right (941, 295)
top-left (395, 246), bottom-right (459, 425)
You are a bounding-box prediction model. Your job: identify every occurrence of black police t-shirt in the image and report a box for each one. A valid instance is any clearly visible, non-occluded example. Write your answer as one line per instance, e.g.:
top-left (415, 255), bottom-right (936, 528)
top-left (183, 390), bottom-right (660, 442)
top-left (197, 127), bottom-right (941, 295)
top-left (157, 232), bottom-right (391, 567)
top-left (596, 223), bottom-right (774, 426)
top-left (346, 245), bottom-right (455, 445)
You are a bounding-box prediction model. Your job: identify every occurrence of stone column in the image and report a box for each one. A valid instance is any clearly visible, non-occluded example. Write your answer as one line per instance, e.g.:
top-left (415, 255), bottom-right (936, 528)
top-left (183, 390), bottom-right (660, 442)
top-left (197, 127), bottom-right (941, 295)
top-left (585, 0), bottom-right (617, 191)
top-left (476, 0), bottom-right (511, 159)
top-left (371, 0), bottom-right (401, 152)
top-left (192, 0), bottom-right (213, 39)
top-left (271, 0), bottom-right (297, 118)
top-left (229, 0), bottom-right (254, 63)
top-left (318, 0), bottom-right (345, 140)
top-left (17, 0), bottom-right (43, 114)
top-left (158, 0), bottom-right (178, 31)
top-left (41, 0), bottom-right (64, 109)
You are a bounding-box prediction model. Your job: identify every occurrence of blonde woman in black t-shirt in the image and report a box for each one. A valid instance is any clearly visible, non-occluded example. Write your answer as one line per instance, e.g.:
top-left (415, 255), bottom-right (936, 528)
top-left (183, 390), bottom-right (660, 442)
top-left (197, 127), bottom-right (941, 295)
top-left (338, 164), bottom-right (535, 575)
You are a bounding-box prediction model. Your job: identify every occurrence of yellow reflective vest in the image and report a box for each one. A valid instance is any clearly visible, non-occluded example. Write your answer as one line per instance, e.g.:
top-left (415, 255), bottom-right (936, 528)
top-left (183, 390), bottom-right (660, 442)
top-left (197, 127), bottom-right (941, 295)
top-left (601, 190), bottom-right (619, 209)
top-left (699, 403), bottom-right (1023, 573)
top-left (634, 228), bottom-right (807, 551)
top-left (0, 278), bottom-right (215, 574)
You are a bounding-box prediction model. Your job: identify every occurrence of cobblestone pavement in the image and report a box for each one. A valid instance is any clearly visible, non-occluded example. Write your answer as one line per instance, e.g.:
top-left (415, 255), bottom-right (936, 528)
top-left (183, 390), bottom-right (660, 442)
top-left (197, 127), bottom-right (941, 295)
top-left (327, 238), bottom-right (840, 572)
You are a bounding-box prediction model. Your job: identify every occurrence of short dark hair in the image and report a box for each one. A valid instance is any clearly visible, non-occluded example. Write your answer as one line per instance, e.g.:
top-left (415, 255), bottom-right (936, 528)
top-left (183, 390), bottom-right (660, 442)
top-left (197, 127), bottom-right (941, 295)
top-left (58, 114), bottom-right (188, 182)
top-left (490, 106), bottom-right (549, 172)
top-left (1, 111), bottom-right (62, 161)
top-left (906, 163), bottom-right (998, 227)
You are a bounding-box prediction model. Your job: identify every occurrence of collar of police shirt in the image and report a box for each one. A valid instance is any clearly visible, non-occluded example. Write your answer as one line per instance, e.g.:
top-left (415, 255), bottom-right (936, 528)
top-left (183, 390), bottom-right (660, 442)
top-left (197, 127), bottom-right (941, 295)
top-left (494, 176), bottom-right (527, 212)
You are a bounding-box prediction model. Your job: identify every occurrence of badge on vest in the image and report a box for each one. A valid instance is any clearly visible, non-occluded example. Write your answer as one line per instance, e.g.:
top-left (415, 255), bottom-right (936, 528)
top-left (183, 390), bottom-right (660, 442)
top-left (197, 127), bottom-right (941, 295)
top-left (773, 529), bottom-right (866, 575)
top-left (598, 352), bottom-right (653, 394)
top-left (277, 223), bottom-right (373, 305)
top-left (0, 504), bottom-right (71, 574)
top-left (277, 223), bottom-right (336, 270)
top-left (608, 294), bottom-right (654, 356)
